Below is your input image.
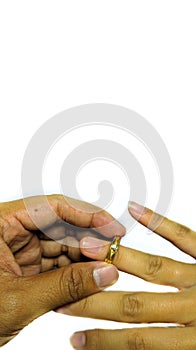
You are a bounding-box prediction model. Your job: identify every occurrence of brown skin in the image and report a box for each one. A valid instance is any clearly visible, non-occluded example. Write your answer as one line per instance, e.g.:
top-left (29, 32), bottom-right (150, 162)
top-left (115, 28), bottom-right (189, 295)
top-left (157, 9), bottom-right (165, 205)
top-left (60, 204), bottom-right (196, 350)
top-left (0, 194), bottom-right (125, 346)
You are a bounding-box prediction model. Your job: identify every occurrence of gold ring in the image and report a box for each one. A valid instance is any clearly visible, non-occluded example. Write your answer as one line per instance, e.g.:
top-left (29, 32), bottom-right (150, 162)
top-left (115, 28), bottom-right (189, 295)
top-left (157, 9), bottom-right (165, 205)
top-left (105, 236), bottom-right (121, 264)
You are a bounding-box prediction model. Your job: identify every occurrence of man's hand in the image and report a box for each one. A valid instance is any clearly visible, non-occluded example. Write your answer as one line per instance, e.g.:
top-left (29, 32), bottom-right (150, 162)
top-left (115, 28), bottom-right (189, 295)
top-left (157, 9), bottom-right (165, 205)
top-left (0, 194), bottom-right (125, 346)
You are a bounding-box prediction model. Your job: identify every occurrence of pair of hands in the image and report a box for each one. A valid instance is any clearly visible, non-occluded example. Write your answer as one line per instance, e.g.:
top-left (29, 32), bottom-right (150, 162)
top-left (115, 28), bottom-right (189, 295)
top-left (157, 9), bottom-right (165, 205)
top-left (0, 195), bottom-right (195, 349)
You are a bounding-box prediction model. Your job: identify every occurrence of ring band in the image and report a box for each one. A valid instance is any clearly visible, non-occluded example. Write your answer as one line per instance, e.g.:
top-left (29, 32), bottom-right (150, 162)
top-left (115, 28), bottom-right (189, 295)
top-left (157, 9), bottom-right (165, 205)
top-left (105, 236), bottom-right (121, 264)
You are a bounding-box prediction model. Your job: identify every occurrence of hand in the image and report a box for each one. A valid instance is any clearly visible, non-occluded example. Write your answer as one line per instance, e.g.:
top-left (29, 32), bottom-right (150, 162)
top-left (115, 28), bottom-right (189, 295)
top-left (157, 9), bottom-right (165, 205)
top-left (0, 194), bottom-right (125, 346)
top-left (60, 202), bottom-right (196, 350)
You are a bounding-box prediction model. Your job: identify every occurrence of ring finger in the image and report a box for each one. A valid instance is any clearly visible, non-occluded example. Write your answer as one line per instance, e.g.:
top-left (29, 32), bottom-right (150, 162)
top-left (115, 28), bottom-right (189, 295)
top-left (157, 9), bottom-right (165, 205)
top-left (80, 237), bottom-right (196, 288)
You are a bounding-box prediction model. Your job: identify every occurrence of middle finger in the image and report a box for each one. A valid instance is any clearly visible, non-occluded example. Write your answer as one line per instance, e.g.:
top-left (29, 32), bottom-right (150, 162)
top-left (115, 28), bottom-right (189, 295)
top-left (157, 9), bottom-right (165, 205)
top-left (60, 289), bottom-right (195, 325)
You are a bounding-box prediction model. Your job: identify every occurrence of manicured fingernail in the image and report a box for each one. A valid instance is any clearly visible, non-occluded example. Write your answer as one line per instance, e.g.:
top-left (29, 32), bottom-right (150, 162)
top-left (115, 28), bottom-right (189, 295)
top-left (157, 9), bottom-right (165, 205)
top-left (93, 264), bottom-right (118, 288)
top-left (70, 332), bottom-right (85, 349)
top-left (80, 237), bottom-right (106, 254)
top-left (128, 201), bottom-right (146, 217)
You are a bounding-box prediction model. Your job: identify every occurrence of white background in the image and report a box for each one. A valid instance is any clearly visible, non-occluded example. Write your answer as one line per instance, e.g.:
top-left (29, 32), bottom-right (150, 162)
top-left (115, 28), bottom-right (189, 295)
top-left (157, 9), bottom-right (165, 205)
top-left (0, 1), bottom-right (196, 349)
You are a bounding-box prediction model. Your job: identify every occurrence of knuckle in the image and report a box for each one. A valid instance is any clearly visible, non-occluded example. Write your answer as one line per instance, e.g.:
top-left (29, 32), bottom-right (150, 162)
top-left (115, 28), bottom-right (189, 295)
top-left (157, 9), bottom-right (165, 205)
top-left (62, 265), bottom-right (85, 303)
top-left (86, 329), bottom-right (102, 350)
top-left (122, 294), bottom-right (142, 322)
top-left (148, 213), bottom-right (163, 231)
top-left (2, 291), bottom-right (21, 314)
top-left (76, 296), bottom-right (91, 315)
top-left (127, 332), bottom-right (146, 350)
top-left (145, 255), bottom-right (162, 280)
top-left (175, 224), bottom-right (191, 238)
top-left (0, 279), bottom-right (26, 332)
top-left (114, 247), bottom-right (124, 266)
top-left (0, 277), bottom-right (23, 313)
top-left (170, 338), bottom-right (183, 350)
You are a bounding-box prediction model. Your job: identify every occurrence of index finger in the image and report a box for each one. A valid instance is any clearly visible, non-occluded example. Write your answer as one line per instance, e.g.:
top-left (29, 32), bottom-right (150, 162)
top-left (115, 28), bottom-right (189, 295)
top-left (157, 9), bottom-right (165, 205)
top-left (129, 202), bottom-right (196, 258)
top-left (1, 195), bottom-right (125, 239)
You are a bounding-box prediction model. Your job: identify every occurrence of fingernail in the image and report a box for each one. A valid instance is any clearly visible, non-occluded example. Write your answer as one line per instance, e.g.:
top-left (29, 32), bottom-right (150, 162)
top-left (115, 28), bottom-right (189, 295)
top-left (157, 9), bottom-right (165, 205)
top-left (55, 305), bottom-right (72, 314)
top-left (93, 264), bottom-right (118, 288)
top-left (128, 201), bottom-right (146, 217)
top-left (56, 263), bottom-right (118, 315)
top-left (70, 332), bottom-right (86, 349)
top-left (80, 237), bottom-right (106, 254)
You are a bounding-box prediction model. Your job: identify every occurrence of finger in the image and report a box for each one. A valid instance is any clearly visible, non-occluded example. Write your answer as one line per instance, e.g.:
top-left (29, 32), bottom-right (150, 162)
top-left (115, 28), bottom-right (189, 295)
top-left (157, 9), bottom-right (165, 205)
top-left (14, 235), bottom-right (41, 275)
top-left (20, 265), bottom-right (41, 276)
top-left (43, 224), bottom-right (106, 242)
top-left (18, 255), bottom-right (72, 275)
top-left (70, 327), bottom-right (196, 350)
top-left (60, 289), bottom-right (195, 325)
top-left (14, 235), bottom-right (41, 264)
top-left (129, 202), bottom-right (196, 258)
top-left (41, 236), bottom-right (82, 261)
top-left (5, 195), bottom-right (125, 238)
top-left (41, 255), bottom-right (71, 272)
top-left (0, 238), bottom-right (22, 276)
top-left (40, 240), bottom-right (68, 257)
top-left (80, 237), bottom-right (196, 288)
top-left (43, 223), bottom-right (67, 240)
top-left (57, 196), bottom-right (125, 238)
top-left (21, 261), bottom-right (118, 320)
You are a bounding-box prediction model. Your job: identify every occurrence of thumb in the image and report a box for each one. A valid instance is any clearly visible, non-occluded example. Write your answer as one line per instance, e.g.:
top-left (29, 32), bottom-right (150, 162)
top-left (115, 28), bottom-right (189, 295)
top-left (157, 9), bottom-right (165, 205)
top-left (22, 261), bottom-right (118, 320)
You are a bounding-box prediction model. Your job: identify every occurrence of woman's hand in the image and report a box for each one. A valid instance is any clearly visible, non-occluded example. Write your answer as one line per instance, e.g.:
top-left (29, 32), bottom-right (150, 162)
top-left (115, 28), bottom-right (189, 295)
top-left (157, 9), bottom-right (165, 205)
top-left (0, 194), bottom-right (125, 346)
top-left (60, 202), bottom-right (196, 350)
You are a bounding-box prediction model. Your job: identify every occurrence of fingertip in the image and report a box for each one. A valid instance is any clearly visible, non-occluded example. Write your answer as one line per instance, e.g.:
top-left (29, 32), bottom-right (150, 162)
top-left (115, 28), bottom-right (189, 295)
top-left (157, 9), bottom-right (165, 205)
top-left (113, 220), bottom-right (126, 237)
top-left (80, 236), bottom-right (101, 249)
top-left (93, 211), bottom-right (126, 238)
top-left (93, 263), bottom-right (119, 288)
top-left (80, 237), bottom-right (109, 257)
top-left (128, 201), bottom-right (147, 219)
top-left (70, 332), bottom-right (86, 349)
